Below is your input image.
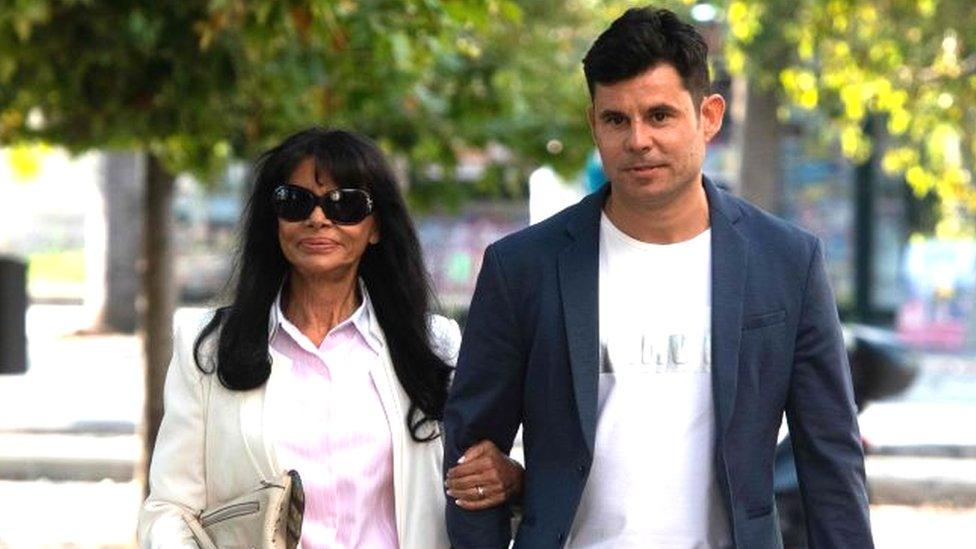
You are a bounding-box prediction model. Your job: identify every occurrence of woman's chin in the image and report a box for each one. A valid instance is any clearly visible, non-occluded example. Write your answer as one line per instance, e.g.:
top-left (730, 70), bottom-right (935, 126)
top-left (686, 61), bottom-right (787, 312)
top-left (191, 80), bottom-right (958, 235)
top-left (289, 257), bottom-right (358, 280)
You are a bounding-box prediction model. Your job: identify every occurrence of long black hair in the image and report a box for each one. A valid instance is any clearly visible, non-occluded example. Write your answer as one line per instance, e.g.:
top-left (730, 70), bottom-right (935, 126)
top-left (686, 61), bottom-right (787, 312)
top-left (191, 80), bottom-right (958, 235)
top-left (193, 127), bottom-right (452, 442)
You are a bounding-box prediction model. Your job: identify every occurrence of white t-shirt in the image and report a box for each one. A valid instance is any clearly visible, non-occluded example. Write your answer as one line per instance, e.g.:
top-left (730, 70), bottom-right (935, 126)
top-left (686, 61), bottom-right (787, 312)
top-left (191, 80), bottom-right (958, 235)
top-left (567, 213), bottom-right (732, 549)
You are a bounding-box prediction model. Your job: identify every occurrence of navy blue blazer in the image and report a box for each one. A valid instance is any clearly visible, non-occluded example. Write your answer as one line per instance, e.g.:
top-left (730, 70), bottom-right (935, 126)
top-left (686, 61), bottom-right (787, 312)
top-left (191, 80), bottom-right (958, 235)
top-left (443, 179), bottom-right (873, 548)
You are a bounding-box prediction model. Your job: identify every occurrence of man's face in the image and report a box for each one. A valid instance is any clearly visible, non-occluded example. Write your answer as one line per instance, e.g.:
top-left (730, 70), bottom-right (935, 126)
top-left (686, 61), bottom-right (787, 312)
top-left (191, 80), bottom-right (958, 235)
top-left (588, 63), bottom-right (724, 210)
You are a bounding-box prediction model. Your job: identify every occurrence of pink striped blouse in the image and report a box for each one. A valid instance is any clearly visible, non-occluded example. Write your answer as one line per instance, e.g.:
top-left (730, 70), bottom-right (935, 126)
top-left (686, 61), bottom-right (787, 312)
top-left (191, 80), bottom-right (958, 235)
top-left (268, 287), bottom-right (398, 548)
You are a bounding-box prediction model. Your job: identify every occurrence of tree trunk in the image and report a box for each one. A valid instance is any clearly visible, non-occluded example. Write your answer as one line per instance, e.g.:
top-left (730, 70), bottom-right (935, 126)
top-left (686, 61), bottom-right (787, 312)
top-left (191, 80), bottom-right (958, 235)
top-left (95, 152), bottom-right (143, 333)
top-left (738, 82), bottom-right (784, 214)
top-left (140, 152), bottom-right (177, 496)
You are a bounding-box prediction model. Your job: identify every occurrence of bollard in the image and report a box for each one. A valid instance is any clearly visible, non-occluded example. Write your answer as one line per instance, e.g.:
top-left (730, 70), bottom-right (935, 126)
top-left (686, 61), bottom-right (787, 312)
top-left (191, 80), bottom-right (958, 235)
top-left (0, 256), bottom-right (27, 374)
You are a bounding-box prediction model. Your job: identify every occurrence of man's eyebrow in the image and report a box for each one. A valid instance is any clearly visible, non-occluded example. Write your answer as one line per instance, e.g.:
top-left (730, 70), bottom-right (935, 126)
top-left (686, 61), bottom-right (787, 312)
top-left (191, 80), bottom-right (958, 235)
top-left (646, 103), bottom-right (680, 114)
top-left (597, 108), bottom-right (627, 119)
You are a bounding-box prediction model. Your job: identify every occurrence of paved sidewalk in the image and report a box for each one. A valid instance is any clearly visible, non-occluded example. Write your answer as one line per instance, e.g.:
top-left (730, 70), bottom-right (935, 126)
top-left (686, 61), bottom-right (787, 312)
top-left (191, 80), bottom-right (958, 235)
top-left (4, 429), bottom-right (974, 506)
top-left (0, 479), bottom-right (142, 548)
top-left (0, 432), bottom-right (139, 482)
top-left (3, 305), bottom-right (976, 505)
top-left (2, 305), bottom-right (976, 547)
top-left (0, 306), bottom-right (143, 435)
top-left (868, 455), bottom-right (976, 506)
top-left (0, 478), bottom-right (973, 548)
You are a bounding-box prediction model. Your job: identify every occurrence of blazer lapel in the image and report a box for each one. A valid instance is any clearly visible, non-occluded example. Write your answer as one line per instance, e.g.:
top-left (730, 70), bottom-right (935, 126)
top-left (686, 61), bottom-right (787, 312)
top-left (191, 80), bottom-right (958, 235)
top-left (239, 367), bottom-right (278, 480)
top-left (364, 313), bottom-right (407, 543)
top-left (705, 178), bottom-right (747, 438)
top-left (558, 189), bottom-right (606, 456)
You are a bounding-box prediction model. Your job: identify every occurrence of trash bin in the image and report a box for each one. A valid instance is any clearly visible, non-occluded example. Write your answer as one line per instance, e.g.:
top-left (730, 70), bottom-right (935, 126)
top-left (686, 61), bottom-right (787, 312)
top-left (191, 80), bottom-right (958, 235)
top-left (0, 256), bottom-right (27, 374)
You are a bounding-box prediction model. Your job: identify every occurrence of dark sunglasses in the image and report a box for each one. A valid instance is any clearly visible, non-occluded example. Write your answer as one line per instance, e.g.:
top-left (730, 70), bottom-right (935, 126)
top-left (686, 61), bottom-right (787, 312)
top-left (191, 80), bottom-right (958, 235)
top-left (272, 184), bottom-right (374, 225)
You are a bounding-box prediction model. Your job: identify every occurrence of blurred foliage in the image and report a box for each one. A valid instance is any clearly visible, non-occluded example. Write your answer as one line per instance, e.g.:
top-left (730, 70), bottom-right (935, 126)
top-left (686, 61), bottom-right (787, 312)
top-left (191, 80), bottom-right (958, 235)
top-left (7, 0), bottom-right (971, 225)
top-left (722, 0), bottom-right (976, 235)
top-left (27, 249), bottom-right (85, 283)
top-left (5, 142), bottom-right (51, 181)
top-left (0, 0), bottom-right (619, 196)
top-left (0, 1), bottom-right (707, 199)
top-left (401, 0), bottom-right (697, 210)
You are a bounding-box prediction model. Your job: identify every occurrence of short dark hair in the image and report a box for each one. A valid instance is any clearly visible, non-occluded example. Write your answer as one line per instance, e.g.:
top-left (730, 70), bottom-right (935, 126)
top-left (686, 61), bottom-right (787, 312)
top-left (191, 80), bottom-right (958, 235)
top-left (583, 7), bottom-right (710, 104)
top-left (194, 127), bottom-right (451, 442)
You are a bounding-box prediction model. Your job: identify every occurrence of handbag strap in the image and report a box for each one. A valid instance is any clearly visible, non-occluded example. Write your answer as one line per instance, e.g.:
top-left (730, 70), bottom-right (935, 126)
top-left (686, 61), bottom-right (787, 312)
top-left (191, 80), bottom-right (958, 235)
top-left (179, 509), bottom-right (218, 549)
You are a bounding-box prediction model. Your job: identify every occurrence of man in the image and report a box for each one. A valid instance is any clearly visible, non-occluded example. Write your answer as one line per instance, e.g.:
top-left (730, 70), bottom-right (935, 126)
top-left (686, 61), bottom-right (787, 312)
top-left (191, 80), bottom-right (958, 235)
top-left (443, 6), bottom-right (873, 548)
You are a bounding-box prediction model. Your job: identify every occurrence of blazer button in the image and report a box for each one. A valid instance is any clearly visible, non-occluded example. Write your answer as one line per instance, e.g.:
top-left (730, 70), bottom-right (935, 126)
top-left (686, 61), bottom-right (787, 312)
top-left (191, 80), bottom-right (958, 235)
top-left (558, 532), bottom-right (566, 544)
top-left (576, 464), bottom-right (586, 477)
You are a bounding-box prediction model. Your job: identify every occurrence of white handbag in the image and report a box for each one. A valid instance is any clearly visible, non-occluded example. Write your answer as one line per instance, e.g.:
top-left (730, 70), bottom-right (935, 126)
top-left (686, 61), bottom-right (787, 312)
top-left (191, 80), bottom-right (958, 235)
top-left (181, 469), bottom-right (304, 549)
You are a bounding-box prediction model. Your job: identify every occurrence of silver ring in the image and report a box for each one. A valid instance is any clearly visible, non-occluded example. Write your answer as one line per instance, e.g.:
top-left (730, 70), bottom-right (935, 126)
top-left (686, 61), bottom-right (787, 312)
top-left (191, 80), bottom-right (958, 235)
top-left (476, 485), bottom-right (485, 499)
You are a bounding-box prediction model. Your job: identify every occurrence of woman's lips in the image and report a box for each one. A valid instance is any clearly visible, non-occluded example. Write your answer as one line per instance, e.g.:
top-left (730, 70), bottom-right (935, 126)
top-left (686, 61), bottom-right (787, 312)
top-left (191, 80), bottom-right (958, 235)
top-left (298, 237), bottom-right (341, 252)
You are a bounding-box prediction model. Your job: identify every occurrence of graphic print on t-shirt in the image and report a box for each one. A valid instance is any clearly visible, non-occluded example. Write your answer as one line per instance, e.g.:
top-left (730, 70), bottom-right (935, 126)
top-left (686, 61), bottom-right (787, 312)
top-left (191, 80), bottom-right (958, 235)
top-left (599, 332), bottom-right (711, 375)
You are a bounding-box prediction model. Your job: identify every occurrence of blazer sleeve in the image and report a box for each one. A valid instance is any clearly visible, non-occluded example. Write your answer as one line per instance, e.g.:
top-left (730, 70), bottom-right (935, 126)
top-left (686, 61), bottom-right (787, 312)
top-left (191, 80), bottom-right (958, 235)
top-left (137, 314), bottom-right (211, 548)
top-left (443, 245), bottom-right (525, 549)
top-left (785, 240), bottom-right (874, 548)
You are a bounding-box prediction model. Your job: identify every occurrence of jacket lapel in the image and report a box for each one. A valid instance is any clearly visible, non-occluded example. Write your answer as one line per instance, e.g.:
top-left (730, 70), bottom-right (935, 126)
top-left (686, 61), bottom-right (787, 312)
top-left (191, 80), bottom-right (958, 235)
top-left (238, 358), bottom-right (280, 480)
top-left (238, 298), bottom-right (285, 480)
top-left (364, 309), bottom-right (407, 544)
top-left (705, 178), bottom-right (747, 438)
top-left (558, 189), bottom-right (606, 456)
top-left (239, 305), bottom-right (291, 481)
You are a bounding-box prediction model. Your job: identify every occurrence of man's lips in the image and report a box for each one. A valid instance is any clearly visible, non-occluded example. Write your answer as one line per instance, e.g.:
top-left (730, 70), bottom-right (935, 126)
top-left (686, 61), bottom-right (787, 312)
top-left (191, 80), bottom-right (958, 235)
top-left (624, 163), bottom-right (667, 173)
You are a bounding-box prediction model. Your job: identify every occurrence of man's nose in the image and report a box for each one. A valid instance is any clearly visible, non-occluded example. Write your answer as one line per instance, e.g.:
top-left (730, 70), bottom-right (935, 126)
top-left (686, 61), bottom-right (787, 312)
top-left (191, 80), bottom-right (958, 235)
top-left (625, 120), bottom-right (653, 152)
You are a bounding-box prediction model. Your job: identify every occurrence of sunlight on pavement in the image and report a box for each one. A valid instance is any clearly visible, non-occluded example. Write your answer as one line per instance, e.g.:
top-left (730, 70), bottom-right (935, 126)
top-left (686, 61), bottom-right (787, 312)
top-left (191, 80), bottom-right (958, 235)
top-left (871, 505), bottom-right (976, 548)
top-left (0, 480), bottom-right (140, 548)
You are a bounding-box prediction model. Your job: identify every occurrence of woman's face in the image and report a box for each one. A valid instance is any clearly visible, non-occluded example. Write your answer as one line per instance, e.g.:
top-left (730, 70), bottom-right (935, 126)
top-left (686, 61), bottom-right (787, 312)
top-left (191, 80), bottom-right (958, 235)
top-left (277, 157), bottom-right (379, 280)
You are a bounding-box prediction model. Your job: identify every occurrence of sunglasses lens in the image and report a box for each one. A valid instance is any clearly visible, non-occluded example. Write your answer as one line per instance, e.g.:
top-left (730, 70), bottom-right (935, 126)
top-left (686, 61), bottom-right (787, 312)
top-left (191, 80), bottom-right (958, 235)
top-left (272, 186), bottom-right (314, 222)
top-left (273, 185), bottom-right (372, 224)
top-left (324, 190), bottom-right (372, 224)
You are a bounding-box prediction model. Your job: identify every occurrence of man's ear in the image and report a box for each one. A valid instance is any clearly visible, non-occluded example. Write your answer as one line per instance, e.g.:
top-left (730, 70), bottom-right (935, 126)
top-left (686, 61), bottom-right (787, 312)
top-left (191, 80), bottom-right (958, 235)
top-left (700, 93), bottom-right (726, 142)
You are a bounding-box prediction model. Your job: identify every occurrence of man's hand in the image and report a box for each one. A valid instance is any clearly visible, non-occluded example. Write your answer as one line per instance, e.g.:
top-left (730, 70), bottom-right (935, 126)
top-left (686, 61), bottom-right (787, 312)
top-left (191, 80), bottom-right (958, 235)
top-left (445, 439), bottom-right (524, 510)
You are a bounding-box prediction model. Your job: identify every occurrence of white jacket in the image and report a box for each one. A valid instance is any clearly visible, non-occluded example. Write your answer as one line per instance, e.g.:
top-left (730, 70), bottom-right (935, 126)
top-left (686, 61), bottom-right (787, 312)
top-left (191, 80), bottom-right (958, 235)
top-left (138, 303), bottom-right (461, 548)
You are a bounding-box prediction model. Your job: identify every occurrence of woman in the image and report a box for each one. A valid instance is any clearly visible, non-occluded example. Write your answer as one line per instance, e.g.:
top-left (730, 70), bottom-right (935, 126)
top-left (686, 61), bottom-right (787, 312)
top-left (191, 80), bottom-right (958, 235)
top-left (139, 128), bottom-right (521, 548)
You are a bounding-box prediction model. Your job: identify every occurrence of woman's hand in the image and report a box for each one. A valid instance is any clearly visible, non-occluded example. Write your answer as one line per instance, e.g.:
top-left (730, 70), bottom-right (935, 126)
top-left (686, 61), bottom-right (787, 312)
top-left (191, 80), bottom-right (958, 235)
top-left (445, 439), bottom-right (524, 510)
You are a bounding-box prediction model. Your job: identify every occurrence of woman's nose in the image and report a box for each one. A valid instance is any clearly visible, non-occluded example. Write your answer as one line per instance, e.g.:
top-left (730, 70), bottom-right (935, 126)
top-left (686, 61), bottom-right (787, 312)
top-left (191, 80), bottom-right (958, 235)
top-left (305, 204), bottom-right (333, 227)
